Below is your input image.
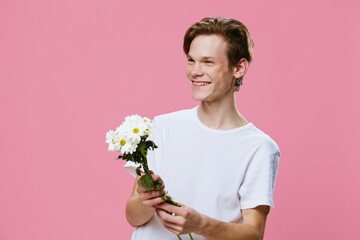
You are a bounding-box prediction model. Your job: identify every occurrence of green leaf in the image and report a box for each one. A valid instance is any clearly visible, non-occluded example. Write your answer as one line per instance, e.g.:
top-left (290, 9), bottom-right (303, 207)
top-left (156, 183), bottom-right (162, 192)
top-left (136, 166), bottom-right (142, 176)
top-left (159, 192), bottom-right (181, 207)
top-left (146, 140), bottom-right (158, 150)
top-left (140, 173), bottom-right (154, 192)
top-left (138, 140), bottom-right (147, 155)
top-left (153, 180), bottom-right (163, 193)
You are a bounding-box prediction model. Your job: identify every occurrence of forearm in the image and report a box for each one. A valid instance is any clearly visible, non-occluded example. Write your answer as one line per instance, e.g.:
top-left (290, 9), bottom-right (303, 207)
top-left (125, 195), bottom-right (155, 227)
top-left (197, 215), bottom-right (262, 240)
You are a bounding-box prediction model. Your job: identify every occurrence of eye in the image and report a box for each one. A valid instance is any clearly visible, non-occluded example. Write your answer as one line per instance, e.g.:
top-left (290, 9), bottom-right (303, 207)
top-left (187, 58), bottom-right (194, 63)
top-left (205, 61), bottom-right (214, 64)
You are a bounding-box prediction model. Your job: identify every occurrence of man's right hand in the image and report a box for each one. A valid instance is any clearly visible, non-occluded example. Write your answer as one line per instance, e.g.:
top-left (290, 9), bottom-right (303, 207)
top-left (137, 170), bottom-right (166, 208)
top-left (126, 170), bottom-right (166, 227)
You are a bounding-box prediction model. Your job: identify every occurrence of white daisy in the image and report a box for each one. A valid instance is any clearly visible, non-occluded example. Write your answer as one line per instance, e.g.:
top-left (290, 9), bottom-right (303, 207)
top-left (123, 116), bottom-right (148, 142)
top-left (143, 117), bottom-right (154, 136)
top-left (105, 114), bottom-right (156, 154)
top-left (120, 140), bottom-right (138, 154)
top-left (105, 130), bottom-right (118, 152)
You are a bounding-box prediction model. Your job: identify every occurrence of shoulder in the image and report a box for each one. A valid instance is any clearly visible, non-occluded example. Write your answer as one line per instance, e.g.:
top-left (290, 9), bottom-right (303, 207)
top-left (247, 124), bottom-right (281, 156)
top-left (153, 107), bottom-right (195, 126)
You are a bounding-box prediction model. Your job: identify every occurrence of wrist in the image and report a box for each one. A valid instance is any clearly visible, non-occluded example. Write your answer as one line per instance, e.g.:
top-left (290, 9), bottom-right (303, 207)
top-left (196, 214), bottom-right (223, 238)
top-left (195, 213), bottom-right (211, 236)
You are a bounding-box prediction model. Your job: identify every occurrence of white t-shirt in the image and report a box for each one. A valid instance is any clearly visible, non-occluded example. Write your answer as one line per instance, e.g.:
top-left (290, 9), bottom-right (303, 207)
top-left (124, 106), bottom-right (280, 240)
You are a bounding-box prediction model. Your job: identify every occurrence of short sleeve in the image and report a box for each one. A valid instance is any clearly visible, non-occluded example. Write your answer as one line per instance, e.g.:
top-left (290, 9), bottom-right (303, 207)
top-left (123, 159), bottom-right (141, 178)
top-left (238, 138), bottom-right (280, 211)
top-left (123, 117), bottom-right (160, 178)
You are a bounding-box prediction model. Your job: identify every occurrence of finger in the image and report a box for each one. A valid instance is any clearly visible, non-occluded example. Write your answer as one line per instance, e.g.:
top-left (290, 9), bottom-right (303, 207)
top-left (156, 209), bottom-right (175, 224)
top-left (142, 196), bottom-right (166, 207)
top-left (151, 174), bottom-right (164, 184)
top-left (156, 210), bottom-right (184, 235)
top-left (164, 226), bottom-right (180, 235)
top-left (138, 188), bottom-right (165, 198)
top-left (156, 203), bottom-right (183, 215)
top-left (156, 208), bottom-right (182, 223)
top-left (163, 222), bottom-right (184, 235)
top-left (162, 223), bottom-right (183, 236)
top-left (136, 184), bottom-right (148, 194)
top-left (177, 202), bottom-right (186, 207)
top-left (156, 208), bottom-right (173, 222)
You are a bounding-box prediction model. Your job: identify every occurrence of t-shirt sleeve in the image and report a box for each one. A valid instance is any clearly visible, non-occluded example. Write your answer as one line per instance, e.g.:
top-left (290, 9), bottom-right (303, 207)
top-left (238, 138), bottom-right (280, 211)
top-left (123, 117), bottom-right (160, 178)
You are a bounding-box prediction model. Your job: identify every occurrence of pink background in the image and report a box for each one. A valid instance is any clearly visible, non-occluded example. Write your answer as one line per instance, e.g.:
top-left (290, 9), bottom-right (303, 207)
top-left (1, 0), bottom-right (359, 239)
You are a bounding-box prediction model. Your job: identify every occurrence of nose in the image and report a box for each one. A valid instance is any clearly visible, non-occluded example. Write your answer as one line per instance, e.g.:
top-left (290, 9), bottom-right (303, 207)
top-left (190, 62), bottom-right (204, 78)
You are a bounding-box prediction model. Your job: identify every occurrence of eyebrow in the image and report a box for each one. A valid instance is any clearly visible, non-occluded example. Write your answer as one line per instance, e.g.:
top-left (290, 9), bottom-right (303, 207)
top-left (187, 54), bottom-right (218, 61)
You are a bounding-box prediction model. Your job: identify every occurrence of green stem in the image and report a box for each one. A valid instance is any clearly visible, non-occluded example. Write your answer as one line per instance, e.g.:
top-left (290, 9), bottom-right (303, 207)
top-left (176, 233), bottom-right (193, 239)
top-left (142, 154), bottom-right (151, 175)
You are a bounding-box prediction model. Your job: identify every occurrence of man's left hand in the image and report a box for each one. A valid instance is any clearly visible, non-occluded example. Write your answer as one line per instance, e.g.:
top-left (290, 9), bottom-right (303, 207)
top-left (155, 202), bottom-right (204, 235)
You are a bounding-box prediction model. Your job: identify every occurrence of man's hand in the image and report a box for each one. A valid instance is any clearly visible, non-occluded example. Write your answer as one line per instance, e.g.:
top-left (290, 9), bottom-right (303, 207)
top-left (126, 170), bottom-right (166, 227)
top-left (137, 171), bottom-right (166, 208)
top-left (156, 202), bottom-right (269, 240)
top-left (155, 202), bottom-right (204, 235)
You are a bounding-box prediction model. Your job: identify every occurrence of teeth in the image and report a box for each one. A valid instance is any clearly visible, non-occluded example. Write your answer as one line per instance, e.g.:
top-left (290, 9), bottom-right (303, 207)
top-left (193, 82), bottom-right (210, 86)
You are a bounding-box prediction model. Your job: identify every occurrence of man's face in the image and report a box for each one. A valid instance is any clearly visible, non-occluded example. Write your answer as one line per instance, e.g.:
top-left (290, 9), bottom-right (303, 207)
top-left (186, 34), bottom-right (236, 102)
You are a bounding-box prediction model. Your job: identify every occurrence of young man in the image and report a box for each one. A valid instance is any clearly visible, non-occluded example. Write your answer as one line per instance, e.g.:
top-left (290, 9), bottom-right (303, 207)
top-left (124, 17), bottom-right (280, 240)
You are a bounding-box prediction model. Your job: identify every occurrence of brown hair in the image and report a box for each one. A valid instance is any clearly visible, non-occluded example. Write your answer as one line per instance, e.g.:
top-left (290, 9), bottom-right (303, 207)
top-left (183, 17), bottom-right (255, 90)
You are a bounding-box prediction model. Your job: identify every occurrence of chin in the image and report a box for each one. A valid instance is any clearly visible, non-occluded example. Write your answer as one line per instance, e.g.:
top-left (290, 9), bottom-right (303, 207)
top-left (191, 95), bottom-right (202, 101)
top-left (192, 93), bottom-right (209, 102)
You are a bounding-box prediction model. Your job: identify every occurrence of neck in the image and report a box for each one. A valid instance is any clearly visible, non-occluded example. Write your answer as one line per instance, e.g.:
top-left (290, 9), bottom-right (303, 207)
top-left (197, 92), bottom-right (248, 130)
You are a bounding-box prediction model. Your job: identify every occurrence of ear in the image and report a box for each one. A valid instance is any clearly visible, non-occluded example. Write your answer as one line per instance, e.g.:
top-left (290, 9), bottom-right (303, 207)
top-left (233, 58), bottom-right (249, 79)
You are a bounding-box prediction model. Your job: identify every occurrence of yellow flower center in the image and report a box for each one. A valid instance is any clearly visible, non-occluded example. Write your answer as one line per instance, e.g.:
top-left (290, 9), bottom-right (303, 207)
top-left (112, 138), bottom-right (115, 144)
top-left (133, 128), bottom-right (139, 134)
top-left (120, 139), bottom-right (126, 146)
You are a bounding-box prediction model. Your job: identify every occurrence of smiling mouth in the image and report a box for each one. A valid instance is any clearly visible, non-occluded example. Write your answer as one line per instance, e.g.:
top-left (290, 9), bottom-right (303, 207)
top-left (192, 81), bottom-right (211, 86)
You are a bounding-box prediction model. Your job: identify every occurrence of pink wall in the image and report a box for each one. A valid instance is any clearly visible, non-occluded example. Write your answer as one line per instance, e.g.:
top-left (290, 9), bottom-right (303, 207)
top-left (1, 0), bottom-right (359, 239)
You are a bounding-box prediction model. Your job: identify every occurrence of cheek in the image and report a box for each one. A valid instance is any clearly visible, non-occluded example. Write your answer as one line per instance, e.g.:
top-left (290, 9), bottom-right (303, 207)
top-left (217, 73), bottom-right (234, 88)
top-left (185, 66), bottom-right (191, 78)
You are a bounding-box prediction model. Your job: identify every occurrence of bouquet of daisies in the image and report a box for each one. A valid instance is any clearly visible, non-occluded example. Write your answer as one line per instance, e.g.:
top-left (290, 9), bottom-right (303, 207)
top-left (105, 115), bottom-right (163, 192)
top-left (106, 115), bottom-right (193, 240)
